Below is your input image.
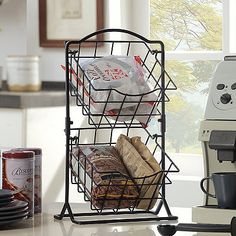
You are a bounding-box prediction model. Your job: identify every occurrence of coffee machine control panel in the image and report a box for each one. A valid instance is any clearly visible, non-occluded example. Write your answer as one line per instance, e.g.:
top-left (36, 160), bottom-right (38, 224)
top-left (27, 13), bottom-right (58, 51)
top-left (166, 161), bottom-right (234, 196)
top-left (213, 81), bottom-right (236, 109)
top-left (205, 57), bottom-right (236, 120)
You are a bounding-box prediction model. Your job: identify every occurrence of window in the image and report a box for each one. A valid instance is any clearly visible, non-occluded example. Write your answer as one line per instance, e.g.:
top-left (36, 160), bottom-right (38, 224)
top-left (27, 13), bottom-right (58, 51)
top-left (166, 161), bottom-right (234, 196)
top-left (150, 0), bottom-right (233, 206)
top-left (95, 0), bottom-right (235, 207)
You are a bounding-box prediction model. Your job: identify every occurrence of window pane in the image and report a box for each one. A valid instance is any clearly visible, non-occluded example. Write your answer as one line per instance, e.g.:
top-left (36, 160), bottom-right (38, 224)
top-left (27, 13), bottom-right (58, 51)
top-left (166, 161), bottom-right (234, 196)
top-left (230, 0), bottom-right (236, 52)
top-left (150, 0), bottom-right (222, 51)
top-left (162, 60), bottom-right (220, 207)
top-left (164, 60), bottom-right (219, 153)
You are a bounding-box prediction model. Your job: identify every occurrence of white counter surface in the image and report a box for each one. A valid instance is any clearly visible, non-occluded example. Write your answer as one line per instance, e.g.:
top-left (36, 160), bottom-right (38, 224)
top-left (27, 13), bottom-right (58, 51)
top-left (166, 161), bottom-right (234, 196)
top-left (0, 202), bottom-right (231, 236)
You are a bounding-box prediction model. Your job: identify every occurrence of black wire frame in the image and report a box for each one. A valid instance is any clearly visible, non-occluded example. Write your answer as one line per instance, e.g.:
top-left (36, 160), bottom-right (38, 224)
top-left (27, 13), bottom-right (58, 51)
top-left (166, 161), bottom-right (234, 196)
top-left (54, 28), bottom-right (179, 225)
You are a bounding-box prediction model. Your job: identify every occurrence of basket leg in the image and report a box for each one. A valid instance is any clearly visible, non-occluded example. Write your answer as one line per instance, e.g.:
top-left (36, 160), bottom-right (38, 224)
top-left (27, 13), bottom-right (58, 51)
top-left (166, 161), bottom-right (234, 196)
top-left (54, 202), bottom-right (74, 221)
top-left (163, 198), bottom-right (173, 216)
top-left (155, 199), bottom-right (163, 215)
top-left (155, 198), bottom-right (174, 217)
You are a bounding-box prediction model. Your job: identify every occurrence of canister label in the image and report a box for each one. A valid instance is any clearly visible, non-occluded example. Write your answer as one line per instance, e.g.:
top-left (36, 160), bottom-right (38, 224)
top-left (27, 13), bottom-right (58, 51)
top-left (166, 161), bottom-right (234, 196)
top-left (2, 158), bottom-right (34, 216)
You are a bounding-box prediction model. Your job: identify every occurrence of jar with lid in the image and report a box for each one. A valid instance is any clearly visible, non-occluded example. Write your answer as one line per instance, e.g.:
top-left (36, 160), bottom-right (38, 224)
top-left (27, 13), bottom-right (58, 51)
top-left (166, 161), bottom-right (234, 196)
top-left (2, 150), bottom-right (35, 216)
top-left (6, 55), bottom-right (41, 92)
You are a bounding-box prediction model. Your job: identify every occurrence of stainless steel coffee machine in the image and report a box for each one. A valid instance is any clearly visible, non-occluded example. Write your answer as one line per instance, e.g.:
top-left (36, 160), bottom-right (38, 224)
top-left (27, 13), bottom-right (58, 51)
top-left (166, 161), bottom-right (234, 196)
top-left (192, 56), bottom-right (236, 224)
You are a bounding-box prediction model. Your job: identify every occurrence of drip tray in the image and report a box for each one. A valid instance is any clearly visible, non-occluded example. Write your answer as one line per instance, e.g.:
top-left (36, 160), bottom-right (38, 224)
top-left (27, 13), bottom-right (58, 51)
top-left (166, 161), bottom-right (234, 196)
top-left (192, 205), bottom-right (236, 224)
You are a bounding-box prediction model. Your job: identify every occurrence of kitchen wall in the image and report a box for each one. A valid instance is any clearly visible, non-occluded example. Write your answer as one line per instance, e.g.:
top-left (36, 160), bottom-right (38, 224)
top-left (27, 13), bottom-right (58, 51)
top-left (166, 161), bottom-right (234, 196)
top-left (0, 0), bottom-right (149, 82)
top-left (0, 0), bottom-right (27, 73)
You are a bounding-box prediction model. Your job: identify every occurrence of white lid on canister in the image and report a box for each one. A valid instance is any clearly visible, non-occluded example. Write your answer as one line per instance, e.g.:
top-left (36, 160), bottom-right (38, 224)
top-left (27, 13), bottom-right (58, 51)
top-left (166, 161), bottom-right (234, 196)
top-left (7, 55), bottom-right (40, 62)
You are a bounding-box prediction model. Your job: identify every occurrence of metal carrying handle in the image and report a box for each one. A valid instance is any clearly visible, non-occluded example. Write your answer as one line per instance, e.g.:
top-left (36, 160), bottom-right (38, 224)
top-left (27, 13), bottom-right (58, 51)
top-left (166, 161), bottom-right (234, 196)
top-left (200, 177), bottom-right (216, 198)
top-left (65, 28), bottom-right (164, 49)
top-left (79, 28), bottom-right (163, 44)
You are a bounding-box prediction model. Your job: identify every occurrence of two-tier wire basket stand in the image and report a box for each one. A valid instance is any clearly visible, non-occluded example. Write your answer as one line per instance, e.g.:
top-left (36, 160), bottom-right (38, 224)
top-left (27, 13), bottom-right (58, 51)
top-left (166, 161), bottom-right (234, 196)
top-left (54, 28), bottom-right (179, 225)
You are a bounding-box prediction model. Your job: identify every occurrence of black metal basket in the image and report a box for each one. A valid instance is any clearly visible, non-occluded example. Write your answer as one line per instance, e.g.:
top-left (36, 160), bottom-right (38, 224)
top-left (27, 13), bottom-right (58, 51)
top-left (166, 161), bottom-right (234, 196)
top-left (55, 29), bottom-right (179, 225)
top-left (68, 126), bottom-right (178, 214)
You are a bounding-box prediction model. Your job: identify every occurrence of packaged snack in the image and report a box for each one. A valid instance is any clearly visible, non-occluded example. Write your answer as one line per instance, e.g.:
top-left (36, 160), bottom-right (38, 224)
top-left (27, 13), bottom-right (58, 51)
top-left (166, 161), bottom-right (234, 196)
top-left (71, 145), bottom-right (138, 209)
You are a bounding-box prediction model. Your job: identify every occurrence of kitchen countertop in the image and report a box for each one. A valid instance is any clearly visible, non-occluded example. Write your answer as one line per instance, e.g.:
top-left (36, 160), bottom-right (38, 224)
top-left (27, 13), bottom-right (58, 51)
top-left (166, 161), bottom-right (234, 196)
top-left (0, 81), bottom-right (66, 108)
top-left (0, 202), bottom-right (231, 236)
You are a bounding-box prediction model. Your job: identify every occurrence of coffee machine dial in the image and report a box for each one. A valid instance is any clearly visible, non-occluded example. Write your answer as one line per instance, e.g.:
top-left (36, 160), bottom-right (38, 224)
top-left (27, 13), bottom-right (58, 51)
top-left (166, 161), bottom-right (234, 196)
top-left (220, 93), bottom-right (232, 104)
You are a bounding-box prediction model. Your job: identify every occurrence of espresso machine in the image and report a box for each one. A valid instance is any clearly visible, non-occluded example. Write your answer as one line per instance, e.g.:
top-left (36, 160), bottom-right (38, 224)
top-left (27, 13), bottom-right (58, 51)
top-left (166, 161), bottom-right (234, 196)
top-left (192, 56), bottom-right (236, 224)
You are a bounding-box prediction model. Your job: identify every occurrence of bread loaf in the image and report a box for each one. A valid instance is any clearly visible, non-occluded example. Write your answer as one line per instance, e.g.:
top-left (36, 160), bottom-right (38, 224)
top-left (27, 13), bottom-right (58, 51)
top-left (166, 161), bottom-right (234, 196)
top-left (116, 134), bottom-right (163, 209)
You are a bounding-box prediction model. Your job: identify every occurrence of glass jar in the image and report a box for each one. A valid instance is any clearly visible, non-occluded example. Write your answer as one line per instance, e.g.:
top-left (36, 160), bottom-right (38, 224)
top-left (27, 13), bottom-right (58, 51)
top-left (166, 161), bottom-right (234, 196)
top-left (6, 55), bottom-right (41, 92)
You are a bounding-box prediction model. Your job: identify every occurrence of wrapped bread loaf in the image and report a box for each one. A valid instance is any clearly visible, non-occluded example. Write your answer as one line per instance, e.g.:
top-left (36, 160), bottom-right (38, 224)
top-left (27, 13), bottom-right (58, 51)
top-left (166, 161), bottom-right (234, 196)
top-left (115, 134), bottom-right (163, 209)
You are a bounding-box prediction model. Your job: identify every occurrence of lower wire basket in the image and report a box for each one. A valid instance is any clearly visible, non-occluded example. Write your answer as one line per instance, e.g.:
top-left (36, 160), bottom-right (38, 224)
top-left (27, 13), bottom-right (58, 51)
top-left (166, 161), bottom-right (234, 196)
top-left (54, 126), bottom-right (179, 224)
top-left (54, 141), bottom-right (180, 224)
top-left (70, 146), bottom-right (164, 212)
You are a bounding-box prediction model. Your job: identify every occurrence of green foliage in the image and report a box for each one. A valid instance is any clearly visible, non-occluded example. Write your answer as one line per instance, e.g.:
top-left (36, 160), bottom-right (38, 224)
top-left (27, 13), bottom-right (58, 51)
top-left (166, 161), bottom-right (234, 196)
top-left (150, 0), bottom-right (222, 51)
top-left (191, 60), bottom-right (219, 83)
top-left (166, 95), bottom-right (202, 152)
top-left (166, 60), bottom-right (197, 92)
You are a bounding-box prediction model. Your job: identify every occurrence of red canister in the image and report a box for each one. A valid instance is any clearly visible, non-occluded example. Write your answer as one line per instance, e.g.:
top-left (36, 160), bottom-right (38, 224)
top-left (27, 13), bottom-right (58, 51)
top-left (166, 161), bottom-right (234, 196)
top-left (12, 148), bottom-right (42, 214)
top-left (2, 151), bottom-right (35, 216)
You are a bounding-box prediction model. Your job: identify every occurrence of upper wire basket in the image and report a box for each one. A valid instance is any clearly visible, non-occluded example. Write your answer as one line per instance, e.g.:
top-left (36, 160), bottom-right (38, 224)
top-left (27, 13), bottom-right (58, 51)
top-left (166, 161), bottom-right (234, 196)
top-left (64, 29), bottom-right (177, 129)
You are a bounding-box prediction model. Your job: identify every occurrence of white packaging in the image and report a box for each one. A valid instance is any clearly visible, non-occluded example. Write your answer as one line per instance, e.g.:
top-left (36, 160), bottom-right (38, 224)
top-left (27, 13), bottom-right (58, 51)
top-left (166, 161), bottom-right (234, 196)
top-left (7, 55), bottom-right (41, 92)
top-left (79, 55), bottom-right (157, 124)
